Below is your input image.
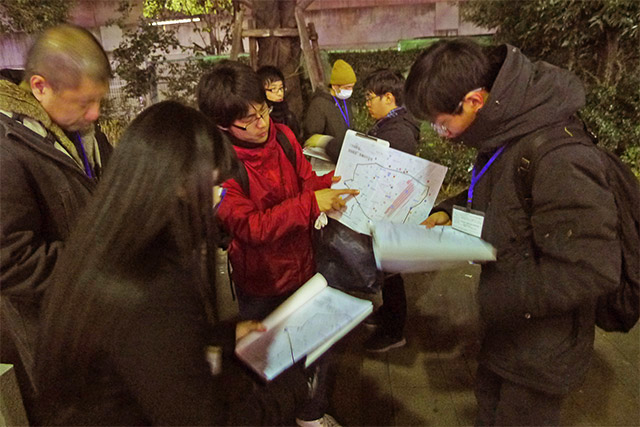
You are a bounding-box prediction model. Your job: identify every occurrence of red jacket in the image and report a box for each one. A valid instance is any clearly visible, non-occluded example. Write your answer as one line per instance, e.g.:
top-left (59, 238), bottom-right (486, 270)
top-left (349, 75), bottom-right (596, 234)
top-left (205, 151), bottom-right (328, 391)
top-left (218, 122), bottom-right (333, 297)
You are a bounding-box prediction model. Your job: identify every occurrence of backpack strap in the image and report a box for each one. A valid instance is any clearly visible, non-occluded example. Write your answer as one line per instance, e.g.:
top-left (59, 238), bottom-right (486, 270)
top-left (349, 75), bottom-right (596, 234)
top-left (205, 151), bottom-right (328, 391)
top-left (275, 129), bottom-right (297, 171)
top-left (231, 128), bottom-right (298, 197)
top-left (515, 119), bottom-right (593, 217)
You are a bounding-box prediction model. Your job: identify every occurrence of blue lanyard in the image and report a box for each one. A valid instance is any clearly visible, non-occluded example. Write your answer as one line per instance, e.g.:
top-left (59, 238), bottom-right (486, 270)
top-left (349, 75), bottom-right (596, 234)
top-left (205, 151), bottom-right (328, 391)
top-left (332, 96), bottom-right (350, 128)
top-left (467, 145), bottom-right (506, 207)
top-left (75, 133), bottom-right (94, 178)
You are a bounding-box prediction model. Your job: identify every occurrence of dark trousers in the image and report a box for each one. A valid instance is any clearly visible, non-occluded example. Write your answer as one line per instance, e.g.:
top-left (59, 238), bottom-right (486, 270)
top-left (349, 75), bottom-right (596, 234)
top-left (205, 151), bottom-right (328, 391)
top-left (474, 364), bottom-right (565, 426)
top-left (236, 287), bottom-right (329, 421)
top-left (378, 274), bottom-right (407, 339)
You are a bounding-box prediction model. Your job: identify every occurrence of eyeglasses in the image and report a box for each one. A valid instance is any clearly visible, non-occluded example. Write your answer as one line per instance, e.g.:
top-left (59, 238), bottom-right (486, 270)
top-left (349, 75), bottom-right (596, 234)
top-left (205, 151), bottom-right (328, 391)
top-left (430, 87), bottom-right (485, 137)
top-left (266, 86), bottom-right (286, 95)
top-left (430, 122), bottom-right (449, 137)
top-left (232, 105), bottom-right (273, 131)
top-left (365, 94), bottom-right (381, 103)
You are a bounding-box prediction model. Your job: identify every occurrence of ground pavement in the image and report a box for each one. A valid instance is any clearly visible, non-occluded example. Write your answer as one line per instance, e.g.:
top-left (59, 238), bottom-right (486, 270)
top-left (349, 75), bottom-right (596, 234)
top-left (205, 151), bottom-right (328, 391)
top-left (215, 254), bottom-right (640, 426)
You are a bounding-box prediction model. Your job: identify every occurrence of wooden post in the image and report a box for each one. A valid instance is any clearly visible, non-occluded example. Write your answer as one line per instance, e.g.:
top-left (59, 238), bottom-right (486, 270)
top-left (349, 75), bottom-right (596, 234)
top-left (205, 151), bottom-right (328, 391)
top-left (294, 4), bottom-right (323, 91)
top-left (308, 22), bottom-right (325, 87)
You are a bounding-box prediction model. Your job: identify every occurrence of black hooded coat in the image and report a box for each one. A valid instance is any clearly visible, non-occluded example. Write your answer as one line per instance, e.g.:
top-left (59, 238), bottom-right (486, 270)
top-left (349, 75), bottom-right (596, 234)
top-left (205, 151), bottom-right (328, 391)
top-left (437, 45), bottom-right (620, 394)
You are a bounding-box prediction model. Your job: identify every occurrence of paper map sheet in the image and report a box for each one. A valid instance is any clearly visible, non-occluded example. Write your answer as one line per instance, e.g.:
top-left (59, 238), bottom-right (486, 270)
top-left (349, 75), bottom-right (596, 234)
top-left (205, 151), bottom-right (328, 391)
top-left (330, 131), bottom-right (448, 235)
top-left (235, 273), bottom-right (372, 381)
top-left (371, 222), bottom-right (497, 273)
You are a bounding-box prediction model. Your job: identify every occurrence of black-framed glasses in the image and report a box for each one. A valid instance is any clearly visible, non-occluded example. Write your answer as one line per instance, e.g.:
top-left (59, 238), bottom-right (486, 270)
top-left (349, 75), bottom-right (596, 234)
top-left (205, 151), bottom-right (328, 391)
top-left (232, 105), bottom-right (273, 131)
top-left (266, 86), bottom-right (286, 95)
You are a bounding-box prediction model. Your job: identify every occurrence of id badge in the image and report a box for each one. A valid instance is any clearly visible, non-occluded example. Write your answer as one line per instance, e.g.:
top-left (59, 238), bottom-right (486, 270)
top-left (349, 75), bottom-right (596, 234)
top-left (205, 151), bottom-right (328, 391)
top-left (452, 205), bottom-right (485, 238)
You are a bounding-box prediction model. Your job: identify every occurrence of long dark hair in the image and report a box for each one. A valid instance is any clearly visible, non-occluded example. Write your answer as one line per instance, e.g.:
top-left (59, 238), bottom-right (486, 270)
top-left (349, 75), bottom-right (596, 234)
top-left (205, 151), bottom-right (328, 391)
top-left (35, 101), bottom-right (235, 401)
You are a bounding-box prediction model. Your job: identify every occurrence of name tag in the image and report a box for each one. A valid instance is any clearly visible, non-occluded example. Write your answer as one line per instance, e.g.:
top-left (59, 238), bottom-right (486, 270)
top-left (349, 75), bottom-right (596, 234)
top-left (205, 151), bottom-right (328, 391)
top-left (452, 205), bottom-right (485, 238)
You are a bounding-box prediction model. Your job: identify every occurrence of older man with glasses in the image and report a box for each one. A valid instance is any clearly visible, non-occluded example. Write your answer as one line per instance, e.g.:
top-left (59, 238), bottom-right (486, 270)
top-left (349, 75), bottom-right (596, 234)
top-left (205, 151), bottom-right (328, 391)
top-left (197, 60), bottom-right (357, 427)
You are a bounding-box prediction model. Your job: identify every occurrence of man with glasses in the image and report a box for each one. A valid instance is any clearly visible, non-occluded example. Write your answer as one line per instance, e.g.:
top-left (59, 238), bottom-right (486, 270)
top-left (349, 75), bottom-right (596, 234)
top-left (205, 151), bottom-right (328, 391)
top-left (405, 39), bottom-right (620, 426)
top-left (198, 60), bottom-right (357, 427)
top-left (357, 69), bottom-right (421, 353)
top-left (258, 65), bottom-right (302, 143)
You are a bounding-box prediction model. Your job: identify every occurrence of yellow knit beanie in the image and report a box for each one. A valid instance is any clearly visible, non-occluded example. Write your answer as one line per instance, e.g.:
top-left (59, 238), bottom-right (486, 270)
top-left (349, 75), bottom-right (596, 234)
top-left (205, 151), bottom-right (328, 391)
top-left (330, 59), bottom-right (356, 85)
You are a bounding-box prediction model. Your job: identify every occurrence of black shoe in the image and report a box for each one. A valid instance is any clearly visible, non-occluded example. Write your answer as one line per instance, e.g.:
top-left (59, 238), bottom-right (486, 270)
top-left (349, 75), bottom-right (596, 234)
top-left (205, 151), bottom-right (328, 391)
top-left (364, 332), bottom-right (406, 353)
top-left (363, 310), bottom-right (382, 328)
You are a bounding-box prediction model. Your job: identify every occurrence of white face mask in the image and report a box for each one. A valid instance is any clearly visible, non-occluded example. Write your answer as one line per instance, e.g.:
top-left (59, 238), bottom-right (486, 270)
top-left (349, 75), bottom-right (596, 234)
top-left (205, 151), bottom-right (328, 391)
top-left (335, 88), bottom-right (353, 100)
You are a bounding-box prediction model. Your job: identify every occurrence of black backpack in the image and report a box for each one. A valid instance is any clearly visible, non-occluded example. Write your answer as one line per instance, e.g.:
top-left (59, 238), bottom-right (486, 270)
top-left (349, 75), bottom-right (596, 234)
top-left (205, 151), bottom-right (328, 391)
top-left (515, 117), bottom-right (640, 332)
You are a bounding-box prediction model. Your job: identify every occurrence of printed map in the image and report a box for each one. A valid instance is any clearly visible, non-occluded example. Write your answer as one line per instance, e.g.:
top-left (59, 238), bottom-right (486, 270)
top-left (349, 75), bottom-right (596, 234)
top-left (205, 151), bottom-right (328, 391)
top-left (331, 131), bottom-right (447, 235)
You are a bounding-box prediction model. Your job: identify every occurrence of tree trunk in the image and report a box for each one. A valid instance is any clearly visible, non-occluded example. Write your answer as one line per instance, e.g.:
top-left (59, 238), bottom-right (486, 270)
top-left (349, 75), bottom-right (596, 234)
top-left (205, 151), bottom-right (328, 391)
top-left (253, 0), bottom-right (304, 120)
top-left (599, 27), bottom-right (620, 87)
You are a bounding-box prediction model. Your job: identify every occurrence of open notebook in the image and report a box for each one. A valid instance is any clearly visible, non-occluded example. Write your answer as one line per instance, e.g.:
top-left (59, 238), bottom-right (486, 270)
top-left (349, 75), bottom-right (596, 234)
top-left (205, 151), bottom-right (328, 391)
top-left (235, 273), bottom-right (372, 381)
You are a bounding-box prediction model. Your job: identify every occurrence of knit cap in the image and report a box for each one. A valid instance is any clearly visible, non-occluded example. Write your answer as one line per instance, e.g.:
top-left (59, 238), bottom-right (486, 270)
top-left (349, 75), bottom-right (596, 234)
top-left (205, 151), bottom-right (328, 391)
top-left (330, 59), bottom-right (357, 85)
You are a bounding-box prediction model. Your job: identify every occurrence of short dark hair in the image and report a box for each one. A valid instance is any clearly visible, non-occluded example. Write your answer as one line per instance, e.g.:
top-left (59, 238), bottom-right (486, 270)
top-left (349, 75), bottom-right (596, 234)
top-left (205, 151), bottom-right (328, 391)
top-left (257, 65), bottom-right (284, 87)
top-left (197, 60), bottom-right (265, 128)
top-left (24, 24), bottom-right (111, 90)
top-left (405, 38), bottom-right (499, 121)
top-left (362, 69), bottom-right (406, 106)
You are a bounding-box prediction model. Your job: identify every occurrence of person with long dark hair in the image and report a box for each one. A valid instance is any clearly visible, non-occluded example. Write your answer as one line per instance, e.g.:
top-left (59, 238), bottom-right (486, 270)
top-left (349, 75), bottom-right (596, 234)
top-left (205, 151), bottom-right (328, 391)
top-left (34, 100), bottom-right (304, 425)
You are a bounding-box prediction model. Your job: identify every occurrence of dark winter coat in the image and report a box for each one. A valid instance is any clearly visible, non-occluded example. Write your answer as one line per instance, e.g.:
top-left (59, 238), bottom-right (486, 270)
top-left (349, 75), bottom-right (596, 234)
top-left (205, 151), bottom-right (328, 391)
top-left (218, 121), bottom-right (333, 297)
top-left (35, 248), bottom-right (305, 426)
top-left (436, 45), bottom-right (620, 394)
top-left (268, 99), bottom-right (303, 145)
top-left (0, 70), bottom-right (112, 398)
top-left (367, 106), bottom-right (419, 155)
top-left (303, 89), bottom-right (355, 146)
top-left (324, 105), bottom-right (419, 163)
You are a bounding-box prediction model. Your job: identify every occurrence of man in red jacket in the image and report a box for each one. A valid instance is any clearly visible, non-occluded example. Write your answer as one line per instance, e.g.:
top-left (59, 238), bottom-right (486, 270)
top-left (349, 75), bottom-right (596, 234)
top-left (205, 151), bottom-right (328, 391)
top-left (197, 60), bottom-right (357, 427)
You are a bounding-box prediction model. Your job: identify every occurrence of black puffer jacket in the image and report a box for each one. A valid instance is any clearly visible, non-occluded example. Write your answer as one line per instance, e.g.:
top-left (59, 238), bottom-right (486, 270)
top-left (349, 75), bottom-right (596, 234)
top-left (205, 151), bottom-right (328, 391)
top-left (367, 106), bottom-right (419, 155)
top-left (326, 106), bottom-right (420, 162)
top-left (437, 45), bottom-right (620, 394)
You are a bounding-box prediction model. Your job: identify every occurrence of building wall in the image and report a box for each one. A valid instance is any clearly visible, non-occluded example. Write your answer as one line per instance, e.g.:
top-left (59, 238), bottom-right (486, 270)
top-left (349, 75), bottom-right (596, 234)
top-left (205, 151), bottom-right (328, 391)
top-left (0, 33), bottom-right (34, 69)
top-left (306, 0), bottom-right (491, 50)
top-left (0, 1), bottom-right (491, 69)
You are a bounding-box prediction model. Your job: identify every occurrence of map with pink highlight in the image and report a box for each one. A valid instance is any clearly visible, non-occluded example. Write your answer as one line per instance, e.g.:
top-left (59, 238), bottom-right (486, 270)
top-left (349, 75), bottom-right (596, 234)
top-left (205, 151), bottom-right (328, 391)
top-left (330, 131), bottom-right (447, 235)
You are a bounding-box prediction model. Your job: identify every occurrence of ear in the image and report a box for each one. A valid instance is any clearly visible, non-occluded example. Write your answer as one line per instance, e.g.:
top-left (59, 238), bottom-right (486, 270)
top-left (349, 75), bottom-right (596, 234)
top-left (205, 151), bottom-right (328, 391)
top-left (30, 75), bottom-right (50, 102)
top-left (383, 92), bottom-right (396, 105)
top-left (463, 89), bottom-right (487, 113)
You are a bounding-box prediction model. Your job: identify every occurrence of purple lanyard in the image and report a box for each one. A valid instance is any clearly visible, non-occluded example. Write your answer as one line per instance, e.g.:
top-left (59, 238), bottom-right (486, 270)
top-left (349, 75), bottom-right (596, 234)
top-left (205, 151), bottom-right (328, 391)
top-left (75, 133), bottom-right (94, 178)
top-left (467, 145), bottom-right (506, 207)
top-left (332, 96), bottom-right (350, 128)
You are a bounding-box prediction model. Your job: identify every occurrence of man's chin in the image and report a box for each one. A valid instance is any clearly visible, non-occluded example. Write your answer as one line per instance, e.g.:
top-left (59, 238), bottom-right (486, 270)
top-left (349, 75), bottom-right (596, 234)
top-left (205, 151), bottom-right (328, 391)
top-left (65, 123), bottom-right (93, 133)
